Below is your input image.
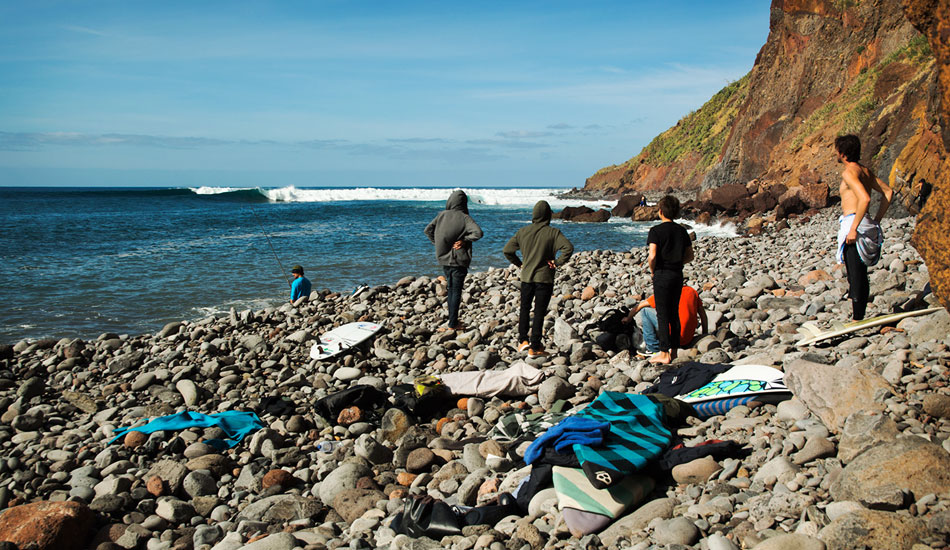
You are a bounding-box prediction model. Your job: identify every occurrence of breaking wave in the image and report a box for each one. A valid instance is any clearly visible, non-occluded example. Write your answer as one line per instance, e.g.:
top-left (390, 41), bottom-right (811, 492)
top-left (188, 186), bottom-right (612, 208)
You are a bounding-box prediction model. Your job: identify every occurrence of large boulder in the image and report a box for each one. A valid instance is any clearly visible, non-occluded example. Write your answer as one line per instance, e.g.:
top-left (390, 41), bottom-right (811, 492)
top-left (830, 436), bottom-right (950, 504)
top-left (775, 194), bottom-right (808, 219)
top-left (556, 206), bottom-right (594, 220)
top-left (0, 501), bottom-right (93, 550)
top-left (906, 308), bottom-right (950, 345)
top-left (837, 412), bottom-right (900, 464)
top-left (612, 194), bottom-right (645, 217)
top-left (572, 209), bottom-right (611, 222)
top-left (709, 183), bottom-right (751, 212)
top-left (749, 191), bottom-right (778, 213)
top-left (783, 359), bottom-right (890, 432)
top-left (799, 183), bottom-right (830, 209)
top-left (632, 205), bottom-right (660, 221)
top-left (818, 509), bottom-right (927, 550)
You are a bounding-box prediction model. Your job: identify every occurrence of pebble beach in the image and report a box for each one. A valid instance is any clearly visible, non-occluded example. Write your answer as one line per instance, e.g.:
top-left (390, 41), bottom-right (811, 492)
top-left (2, 208), bottom-right (950, 550)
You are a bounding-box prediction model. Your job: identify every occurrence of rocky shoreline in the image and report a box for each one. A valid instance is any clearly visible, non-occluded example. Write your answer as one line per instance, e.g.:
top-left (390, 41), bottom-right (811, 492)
top-left (1, 209), bottom-right (949, 550)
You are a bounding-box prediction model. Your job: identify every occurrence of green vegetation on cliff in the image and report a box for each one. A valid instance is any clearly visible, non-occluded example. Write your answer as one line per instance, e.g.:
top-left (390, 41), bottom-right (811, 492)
top-left (791, 34), bottom-right (934, 148)
top-left (596, 73), bottom-right (751, 176)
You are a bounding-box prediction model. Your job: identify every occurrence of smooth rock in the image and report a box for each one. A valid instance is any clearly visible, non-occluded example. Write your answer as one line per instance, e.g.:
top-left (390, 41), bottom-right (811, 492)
top-left (653, 516), bottom-right (699, 546)
top-left (752, 533), bottom-right (826, 550)
top-left (818, 509), bottom-right (926, 550)
top-left (599, 498), bottom-right (676, 546)
top-left (238, 532), bottom-right (298, 550)
top-left (318, 461), bottom-right (370, 506)
top-left (837, 412), bottom-right (900, 464)
top-left (784, 359), bottom-right (890, 431)
top-left (671, 456), bottom-right (721, 485)
top-left (831, 436), bottom-right (950, 504)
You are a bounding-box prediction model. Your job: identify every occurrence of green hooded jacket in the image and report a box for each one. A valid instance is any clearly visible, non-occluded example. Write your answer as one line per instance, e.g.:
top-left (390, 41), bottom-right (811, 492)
top-left (503, 200), bottom-right (574, 283)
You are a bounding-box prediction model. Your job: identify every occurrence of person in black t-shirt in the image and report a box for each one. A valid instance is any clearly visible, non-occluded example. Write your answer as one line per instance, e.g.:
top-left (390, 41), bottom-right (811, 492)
top-left (646, 195), bottom-right (693, 364)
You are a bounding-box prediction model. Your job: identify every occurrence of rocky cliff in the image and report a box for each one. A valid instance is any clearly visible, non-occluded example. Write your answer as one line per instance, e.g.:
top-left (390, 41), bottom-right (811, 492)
top-left (585, 0), bottom-right (948, 208)
top-left (902, 0), bottom-right (950, 310)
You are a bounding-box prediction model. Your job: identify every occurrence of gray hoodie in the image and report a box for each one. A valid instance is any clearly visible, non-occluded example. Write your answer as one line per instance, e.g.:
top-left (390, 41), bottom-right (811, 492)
top-left (424, 190), bottom-right (484, 267)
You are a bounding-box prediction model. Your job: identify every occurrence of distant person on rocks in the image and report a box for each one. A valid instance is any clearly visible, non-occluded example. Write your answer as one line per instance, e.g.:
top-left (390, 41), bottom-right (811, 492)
top-left (503, 200), bottom-right (574, 357)
top-left (639, 196), bottom-right (648, 207)
top-left (645, 195), bottom-right (693, 365)
top-left (424, 190), bottom-right (484, 331)
top-left (834, 134), bottom-right (893, 320)
top-left (290, 265), bottom-right (312, 305)
top-left (623, 285), bottom-right (707, 356)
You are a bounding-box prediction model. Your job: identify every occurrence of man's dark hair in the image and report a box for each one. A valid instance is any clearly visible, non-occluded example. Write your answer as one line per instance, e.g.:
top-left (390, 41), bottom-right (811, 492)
top-left (658, 195), bottom-right (680, 220)
top-left (835, 134), bottom-right (862, 162)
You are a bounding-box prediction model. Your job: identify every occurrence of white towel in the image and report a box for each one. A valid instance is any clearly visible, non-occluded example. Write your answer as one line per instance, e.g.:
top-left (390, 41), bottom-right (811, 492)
top-left (837, 214), bottom-right (883, 266)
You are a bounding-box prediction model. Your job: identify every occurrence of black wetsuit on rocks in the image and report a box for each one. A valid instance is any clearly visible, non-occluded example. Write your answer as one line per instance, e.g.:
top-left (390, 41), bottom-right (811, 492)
top-left (647, 221), bottom-right (691, 352)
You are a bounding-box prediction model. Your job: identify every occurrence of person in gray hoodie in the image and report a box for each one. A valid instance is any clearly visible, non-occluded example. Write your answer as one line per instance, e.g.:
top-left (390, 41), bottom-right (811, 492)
top-left (424, 190), bottom-right (484, 331)
top-left (503, 200), bottom-right (574, 356)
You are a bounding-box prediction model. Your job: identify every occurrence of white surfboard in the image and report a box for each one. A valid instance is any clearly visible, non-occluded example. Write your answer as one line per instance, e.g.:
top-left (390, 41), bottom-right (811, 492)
top-left (309, 321), bottom-right (383, 360)
top-left (797, 307), bottom-right (942, 347)
top-left (677, 365), bottom-right (788, 404)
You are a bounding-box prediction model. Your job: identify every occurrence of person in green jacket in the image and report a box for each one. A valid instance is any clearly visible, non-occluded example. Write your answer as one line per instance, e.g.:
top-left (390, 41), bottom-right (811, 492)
top-left (503, 200), bottom-right (574, 356)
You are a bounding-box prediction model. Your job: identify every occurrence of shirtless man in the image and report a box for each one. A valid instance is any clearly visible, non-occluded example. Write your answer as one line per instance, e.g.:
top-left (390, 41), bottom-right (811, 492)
top-left (835, 134), bottom-right (893, 320)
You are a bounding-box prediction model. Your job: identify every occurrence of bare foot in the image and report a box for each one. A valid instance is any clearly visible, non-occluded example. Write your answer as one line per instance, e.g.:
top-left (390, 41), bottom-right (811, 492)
top-left (649, 351), bottom-right (671, 364)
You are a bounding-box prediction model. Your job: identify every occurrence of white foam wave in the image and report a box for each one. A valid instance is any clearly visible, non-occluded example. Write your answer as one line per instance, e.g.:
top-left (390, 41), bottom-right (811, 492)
top-left (191, 186), bottom-right (251, 195)
top-left (190, 185), bottom-right (613, 208)
top-left (680, 220), bottom-right (738, 238)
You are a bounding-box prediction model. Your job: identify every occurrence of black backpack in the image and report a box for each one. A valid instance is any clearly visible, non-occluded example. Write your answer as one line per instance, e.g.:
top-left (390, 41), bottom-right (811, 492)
top-left (593, 307), bottom-right (637, 351)
top-left (597, 307), bottom-right (634, 335)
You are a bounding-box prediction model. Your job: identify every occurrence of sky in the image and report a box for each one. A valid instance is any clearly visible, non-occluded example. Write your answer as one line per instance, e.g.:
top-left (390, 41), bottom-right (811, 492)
top-left (0, 1), bottom-right (770, 188)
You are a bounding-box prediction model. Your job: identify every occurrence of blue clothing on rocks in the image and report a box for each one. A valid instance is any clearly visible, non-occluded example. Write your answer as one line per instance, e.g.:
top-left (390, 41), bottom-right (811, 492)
top-left (109, 411), bottom-right (264, 450)
top-left (291, 276), bottom-right (312, 301)
top-left (524, 416), bottom-right (611, 465)
top-left (572, 392), bottom-right (672, 489)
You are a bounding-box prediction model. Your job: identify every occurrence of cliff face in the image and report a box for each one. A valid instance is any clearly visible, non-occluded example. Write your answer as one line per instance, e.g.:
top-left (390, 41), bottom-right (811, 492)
top-left (902, 0), bottom-right (950, 310)
top-left (586, 0), bottom-right (948, 205)
top-left (587, 76), bottom-right (751, 194)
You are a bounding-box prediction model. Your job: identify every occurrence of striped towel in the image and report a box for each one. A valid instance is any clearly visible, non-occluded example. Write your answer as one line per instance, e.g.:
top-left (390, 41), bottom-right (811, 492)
top-left (572, 392), bottom-right (672, 489)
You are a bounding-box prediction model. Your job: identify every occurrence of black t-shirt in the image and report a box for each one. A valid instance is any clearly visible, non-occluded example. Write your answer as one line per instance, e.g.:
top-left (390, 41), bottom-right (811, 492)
top-left (647, 221), bottom-right (691, 271)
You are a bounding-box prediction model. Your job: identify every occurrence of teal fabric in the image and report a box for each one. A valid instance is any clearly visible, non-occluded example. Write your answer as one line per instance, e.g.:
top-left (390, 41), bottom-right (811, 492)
top-left (109, 411), bottom-right (264, 450)
top-left (291, 276), bottom-right (312, 301)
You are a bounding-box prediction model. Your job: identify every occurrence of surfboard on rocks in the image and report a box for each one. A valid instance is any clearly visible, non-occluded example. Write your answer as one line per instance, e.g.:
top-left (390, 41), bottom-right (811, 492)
top-left (677, 364), bottom-right (791, 419)
top-left (796, 307), bottom-right (943, 347)
top-left (309, 321), bottom-right (383, 361)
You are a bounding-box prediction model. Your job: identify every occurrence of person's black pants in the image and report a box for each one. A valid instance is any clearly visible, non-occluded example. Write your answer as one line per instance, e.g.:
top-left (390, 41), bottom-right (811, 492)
top-left (653, 270), bottom-right (683, 352)
top-left (843, 243), bottom-right (869, 320)
top-left (443, 266), bottom-right (467, 327)
top-left (519, 282), bottom-right (553, 351)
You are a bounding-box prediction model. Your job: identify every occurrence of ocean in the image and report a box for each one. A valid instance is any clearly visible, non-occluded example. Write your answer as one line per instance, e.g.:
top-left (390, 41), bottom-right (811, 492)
top-left (0, 186), bottom-right (736, 343)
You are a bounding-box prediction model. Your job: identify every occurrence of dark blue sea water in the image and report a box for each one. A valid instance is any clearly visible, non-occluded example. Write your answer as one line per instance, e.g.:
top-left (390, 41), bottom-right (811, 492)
top-left (0, 186), bottom-right (735, 342)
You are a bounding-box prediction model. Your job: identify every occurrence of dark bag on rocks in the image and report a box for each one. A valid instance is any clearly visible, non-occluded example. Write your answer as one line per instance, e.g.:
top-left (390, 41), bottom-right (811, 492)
top-left (597, 307), bottom-right (632, 334)
top-left (594, 307), bottom-right (636, 351)
top-left (391, 376), bottom-right (450, 419)
top-left (391, 495), bottom-right (462, 538)
top-left (314, 385), bottom-right (389, 422)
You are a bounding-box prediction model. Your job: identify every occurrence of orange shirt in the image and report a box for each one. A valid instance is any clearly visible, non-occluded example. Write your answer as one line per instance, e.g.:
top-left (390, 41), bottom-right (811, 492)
top-left (647, 286), bottom-right (702, 343)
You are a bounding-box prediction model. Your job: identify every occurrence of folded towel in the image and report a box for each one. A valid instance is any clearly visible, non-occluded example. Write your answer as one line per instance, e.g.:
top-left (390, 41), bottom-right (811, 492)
top-left (837, 214), bottom-right (883, 266)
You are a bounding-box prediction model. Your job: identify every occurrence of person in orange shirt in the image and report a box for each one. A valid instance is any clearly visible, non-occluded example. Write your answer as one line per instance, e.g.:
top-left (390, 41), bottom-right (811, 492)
top-left (622, 286), bottom-right (707, 356)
